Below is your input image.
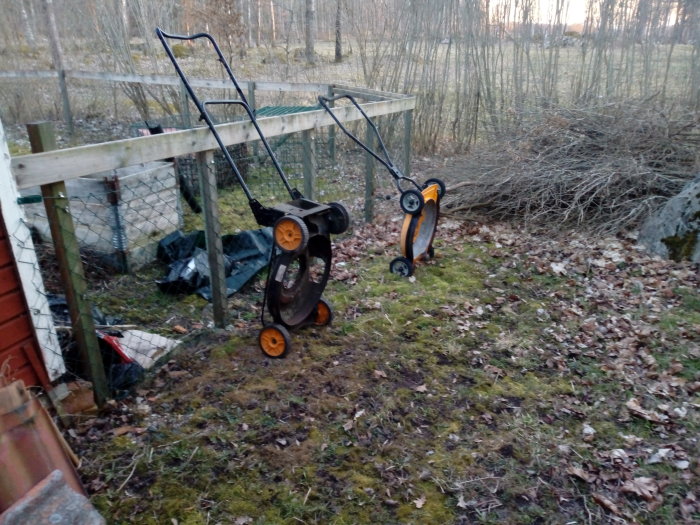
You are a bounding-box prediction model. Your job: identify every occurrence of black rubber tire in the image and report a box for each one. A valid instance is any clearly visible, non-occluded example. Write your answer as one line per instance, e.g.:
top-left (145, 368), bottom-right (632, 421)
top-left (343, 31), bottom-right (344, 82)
top-left (400, 189), bottom-right (424, 215)
top-left (389, 256), bottom-right (414, 277)
top-left (423, 177), bottom-right (447, 199)
top-left (327, 202), bottom-right (351, 235)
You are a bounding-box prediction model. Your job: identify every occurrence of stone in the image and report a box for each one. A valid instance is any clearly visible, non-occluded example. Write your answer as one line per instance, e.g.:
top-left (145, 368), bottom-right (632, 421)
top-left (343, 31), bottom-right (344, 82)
top-left (638, 175), bottom-right (700, 263)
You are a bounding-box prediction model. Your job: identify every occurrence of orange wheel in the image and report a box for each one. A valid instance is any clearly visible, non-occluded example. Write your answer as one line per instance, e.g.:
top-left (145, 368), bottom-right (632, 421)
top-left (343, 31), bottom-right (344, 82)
top-left (274, 216), bottom-right (309, 253)
top-left (259, 324), bottom-right (291, 358)
top-left (314, 298), bottom-right (333, 326)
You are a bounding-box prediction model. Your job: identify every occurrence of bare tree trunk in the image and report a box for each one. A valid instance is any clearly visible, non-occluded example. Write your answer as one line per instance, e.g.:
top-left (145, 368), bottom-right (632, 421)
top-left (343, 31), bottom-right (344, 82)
top-left (254, 0), bottom-right (260, 46)
top-left (335, 0), bottom-right (342, 62)
top-left (246, 0), bottom-right (253, 47)
top-left (270, 0), bottom-right (276, 42)
top-left (119, 0), bottom-right (129, 40)
top-left (305, 0), bottom-right (316, 64)
top-left (43, 0), bottom-right (73, 136)
top-left (20, 0), bottom-right (36, 48)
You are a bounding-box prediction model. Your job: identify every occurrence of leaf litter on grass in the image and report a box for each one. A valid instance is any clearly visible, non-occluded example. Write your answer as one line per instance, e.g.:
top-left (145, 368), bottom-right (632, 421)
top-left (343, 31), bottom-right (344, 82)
top-left (71, 213), bottom-right (699, 525)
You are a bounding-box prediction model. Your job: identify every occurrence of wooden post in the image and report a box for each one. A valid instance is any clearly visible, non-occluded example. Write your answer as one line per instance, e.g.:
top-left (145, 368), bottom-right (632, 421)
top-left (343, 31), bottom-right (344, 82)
top-left (364, 122), bottom-right (376, 223)
top-left (27, 122), bottom-right (108, 406)
top-left (403, 109), bottom-right (413, 178)
top-left (302, 128), bottom-right (316, 199)
top-left (180, 81), bottom-right (192, 129)
top-left (247, 82), bottom-right (259, 159)
top-left (247, 81), bottom-right (257, 110)
top-left (196, 150), bottom-right (227, 328)
top-left (326, 85), bottom-right (336, 163)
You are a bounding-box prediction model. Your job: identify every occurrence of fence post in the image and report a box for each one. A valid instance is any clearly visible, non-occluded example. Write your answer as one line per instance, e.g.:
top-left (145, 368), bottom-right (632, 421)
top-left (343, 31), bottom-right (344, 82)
top-left (302, 128), bottom-right (316, 199)
top-left (27, 122), bottom-right (108, 406)
top-left (403, 109), bottom-right (413, 178)
top-left (196, 150), bottom-right (227, 328)
top-left (247, 81), bottom-right (256, 110)
top-left (326, 85), bottom-right (336, 163)
top-left (364, 122), bottom-right (376, 223)
top-left (180, 81), bottom-right (192, 129)
top-left (247, 82), bottom-right (260, 160)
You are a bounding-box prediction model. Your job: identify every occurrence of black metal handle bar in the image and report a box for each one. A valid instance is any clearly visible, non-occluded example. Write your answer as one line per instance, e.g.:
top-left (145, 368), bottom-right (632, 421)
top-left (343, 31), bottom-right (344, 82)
top-left (318, 94), bottom-right (420, 193)
top-left (156, 28), bottom-right (299, 202)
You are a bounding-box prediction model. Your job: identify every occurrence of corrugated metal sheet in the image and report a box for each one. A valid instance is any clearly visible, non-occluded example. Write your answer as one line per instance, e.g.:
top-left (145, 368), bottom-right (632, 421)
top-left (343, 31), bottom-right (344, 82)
top-left (0, 215), bottom-right (50, 389)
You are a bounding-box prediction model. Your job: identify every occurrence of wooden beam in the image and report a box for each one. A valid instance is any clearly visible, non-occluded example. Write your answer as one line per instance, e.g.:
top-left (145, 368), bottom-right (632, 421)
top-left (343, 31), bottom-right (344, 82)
top-left (364, 123), bottom-right (376, 223)
top-left (12, 97), bottom-right (416, 190)
top-left (326, 85), bottom-right (336, 163)
top-left (196, 151), bottom-right (227, 328)
top-left (302, 129), bottom-right (316, 199)
top-left (28, 122), bottom-right (109, 406)
top-left (332, 83), bottom-right (413, 101)
top-left (0, 70), bottom-right (330, 95)
top-left (0, 70), bottom-right (59, 79)
top-left (403, 110), bottom-right (413, 178)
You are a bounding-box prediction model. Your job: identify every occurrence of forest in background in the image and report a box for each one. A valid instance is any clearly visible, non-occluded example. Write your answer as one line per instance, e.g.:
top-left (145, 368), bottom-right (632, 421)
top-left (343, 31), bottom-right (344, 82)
top-left (0, 0), bottom-right (698, 153)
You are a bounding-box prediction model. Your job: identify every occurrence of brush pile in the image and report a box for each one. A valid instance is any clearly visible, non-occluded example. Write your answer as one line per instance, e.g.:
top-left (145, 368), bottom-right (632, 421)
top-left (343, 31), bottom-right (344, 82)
top-left (442, 103), bottom-right (700, 233)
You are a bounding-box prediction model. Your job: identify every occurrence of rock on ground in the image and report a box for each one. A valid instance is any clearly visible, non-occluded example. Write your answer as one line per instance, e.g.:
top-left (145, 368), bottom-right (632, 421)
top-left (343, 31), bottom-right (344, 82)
top-left (639, 175), bottom-right (700, 263)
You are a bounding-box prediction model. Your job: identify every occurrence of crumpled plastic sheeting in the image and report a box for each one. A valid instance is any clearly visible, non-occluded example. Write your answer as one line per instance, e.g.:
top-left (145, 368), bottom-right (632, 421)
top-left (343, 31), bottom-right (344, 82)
top-left (156, 228), bottom-right (273, 300)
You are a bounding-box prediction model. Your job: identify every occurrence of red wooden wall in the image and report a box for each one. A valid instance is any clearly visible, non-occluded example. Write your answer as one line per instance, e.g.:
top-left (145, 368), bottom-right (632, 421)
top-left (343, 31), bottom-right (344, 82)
top-left (0, 215), bottom-right (50, 389)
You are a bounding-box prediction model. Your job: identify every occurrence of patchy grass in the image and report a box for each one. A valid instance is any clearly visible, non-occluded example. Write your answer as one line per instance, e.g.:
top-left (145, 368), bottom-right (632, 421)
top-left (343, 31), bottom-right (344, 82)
top-left (75, 218), bottom-right (699, 524)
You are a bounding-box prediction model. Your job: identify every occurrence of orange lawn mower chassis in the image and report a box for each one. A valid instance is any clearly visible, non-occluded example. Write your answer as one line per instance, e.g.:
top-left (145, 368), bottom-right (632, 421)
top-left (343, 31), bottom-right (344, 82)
top-left (318, 94), bottom-right (446, 277)
top-left (157, 28), bottom-right (350, 358)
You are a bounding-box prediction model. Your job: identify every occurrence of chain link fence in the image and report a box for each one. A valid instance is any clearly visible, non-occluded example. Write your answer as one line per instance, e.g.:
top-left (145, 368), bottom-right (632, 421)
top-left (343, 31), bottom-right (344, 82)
top-left (12, 107), bottom-right (410, 399)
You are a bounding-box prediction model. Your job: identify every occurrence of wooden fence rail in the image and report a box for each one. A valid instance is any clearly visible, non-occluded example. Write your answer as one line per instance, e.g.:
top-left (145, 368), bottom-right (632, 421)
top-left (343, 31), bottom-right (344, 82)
top-left (4, 75), bottom-right (414, 405)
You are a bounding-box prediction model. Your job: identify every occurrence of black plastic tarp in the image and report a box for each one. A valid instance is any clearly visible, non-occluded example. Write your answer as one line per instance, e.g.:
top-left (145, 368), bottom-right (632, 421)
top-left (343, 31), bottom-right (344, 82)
top-left (156, 228), bottom-right (273, 300)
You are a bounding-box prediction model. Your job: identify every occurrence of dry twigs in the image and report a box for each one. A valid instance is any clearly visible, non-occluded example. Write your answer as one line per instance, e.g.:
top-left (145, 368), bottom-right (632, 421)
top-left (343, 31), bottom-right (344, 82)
top-left (443, 103), bottom-right (700, 233)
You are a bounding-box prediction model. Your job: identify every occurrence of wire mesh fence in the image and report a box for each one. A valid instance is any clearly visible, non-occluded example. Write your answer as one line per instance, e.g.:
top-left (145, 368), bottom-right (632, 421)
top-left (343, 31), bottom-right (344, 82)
top-left (12, 107), bottom-right (410, 399)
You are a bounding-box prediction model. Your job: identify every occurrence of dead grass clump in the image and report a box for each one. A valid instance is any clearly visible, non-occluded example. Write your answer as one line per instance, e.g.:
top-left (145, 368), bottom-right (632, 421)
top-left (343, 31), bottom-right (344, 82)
top-left (443, 102), bottom-right (700, 233)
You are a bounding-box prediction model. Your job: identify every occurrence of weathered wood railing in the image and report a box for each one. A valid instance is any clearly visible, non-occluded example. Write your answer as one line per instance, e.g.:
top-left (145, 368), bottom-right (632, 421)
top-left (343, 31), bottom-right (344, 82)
top-left (5, 77), bottom-right (415, 404)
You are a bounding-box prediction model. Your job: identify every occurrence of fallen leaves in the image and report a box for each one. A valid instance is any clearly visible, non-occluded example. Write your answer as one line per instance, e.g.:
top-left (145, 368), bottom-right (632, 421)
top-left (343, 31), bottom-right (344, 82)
top-left (621, 477), bottom-right (666, 511)
top-left (625, 398), bottom-right (669, 424)
top-left (591, 493), bottom-right (622, 516)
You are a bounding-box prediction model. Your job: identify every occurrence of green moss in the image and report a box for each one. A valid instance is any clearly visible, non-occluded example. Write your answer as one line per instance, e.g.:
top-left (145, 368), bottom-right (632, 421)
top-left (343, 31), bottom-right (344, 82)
top-left (661, 230), bottom-right (698, 261)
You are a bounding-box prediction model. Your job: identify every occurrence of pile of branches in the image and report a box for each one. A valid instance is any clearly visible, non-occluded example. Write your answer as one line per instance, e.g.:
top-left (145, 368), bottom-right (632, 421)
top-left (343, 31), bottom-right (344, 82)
top-left (443, 103), bottom-right (700, 233)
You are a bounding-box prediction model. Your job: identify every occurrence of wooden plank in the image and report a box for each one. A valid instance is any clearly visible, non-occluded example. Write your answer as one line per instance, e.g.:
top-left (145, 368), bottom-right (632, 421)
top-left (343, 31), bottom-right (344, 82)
top-left (12, 97), bottom-right (416, 189)
top-left (333, 83), bottom-right (412, 101)
top-left (1, 70), bottom-right (329, 95)
top-left (0, 237), bottom-right (12, 261)
top-left (364, 123), bottom-right (376, 223)
top-left (403, 109), bottom-right (413, 178)
top-left (0, 71), bottom-right (59, 80)
top-left (197, 150), bottom-right (227, 328)
top-left (68, 70), bottom-right (237, 90)
top-left (332, 87), bottom-right (388, 102)
top-left (0, 291), bottom-right (25, 325)
top-left (0, 316), bottom-right (37, 349)
top-left (326, 85), bottom-right (336, 163)
top-left (0, 267), bottom-right (18, 295)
